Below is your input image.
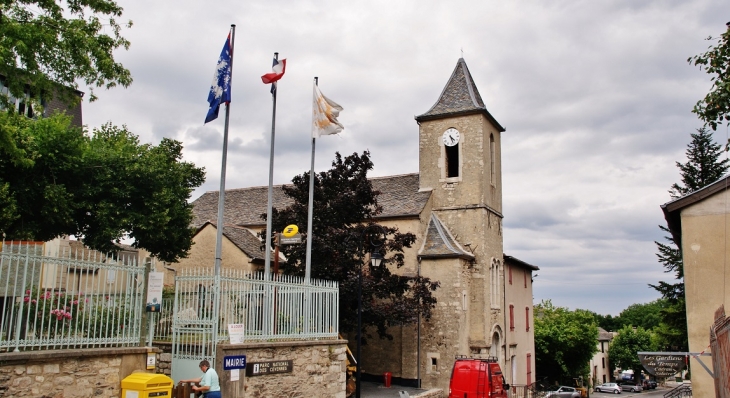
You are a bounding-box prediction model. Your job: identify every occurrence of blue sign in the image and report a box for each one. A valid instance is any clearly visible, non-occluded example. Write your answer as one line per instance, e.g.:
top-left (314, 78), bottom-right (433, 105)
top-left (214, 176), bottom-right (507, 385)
top-left (223, 355), bottom-right (247, 370)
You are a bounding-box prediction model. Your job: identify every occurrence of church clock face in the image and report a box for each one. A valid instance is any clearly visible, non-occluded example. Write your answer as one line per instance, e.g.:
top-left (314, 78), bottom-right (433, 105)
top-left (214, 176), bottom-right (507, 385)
top-left (442, 128), bottom-right (460, 147)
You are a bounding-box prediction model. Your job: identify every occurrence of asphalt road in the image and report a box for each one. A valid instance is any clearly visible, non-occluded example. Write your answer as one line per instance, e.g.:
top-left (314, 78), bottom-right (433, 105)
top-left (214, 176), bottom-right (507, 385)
top-left (592, 386), bottom-right (669, 397)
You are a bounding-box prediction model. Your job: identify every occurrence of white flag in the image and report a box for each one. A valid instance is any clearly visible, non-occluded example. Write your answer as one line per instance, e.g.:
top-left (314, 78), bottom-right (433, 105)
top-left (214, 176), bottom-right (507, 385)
top-left (312, 84), bottom-right (344, 138)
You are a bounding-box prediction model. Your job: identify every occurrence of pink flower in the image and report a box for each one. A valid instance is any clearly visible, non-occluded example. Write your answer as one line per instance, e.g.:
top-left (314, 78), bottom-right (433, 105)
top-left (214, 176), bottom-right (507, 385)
top-left (31, 299), bottom-right (36, 304)
top-left (72, 300), bottom-right (78, 305)
top-left (25, 289), bottom-right (30, 294)
top-left (24, 297), bottom-right (30, 302)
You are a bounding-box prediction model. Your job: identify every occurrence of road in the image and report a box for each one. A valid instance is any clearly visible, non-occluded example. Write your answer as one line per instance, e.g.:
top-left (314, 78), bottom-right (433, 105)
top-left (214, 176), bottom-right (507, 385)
top-left (592, 387), bottom-right (669, 398)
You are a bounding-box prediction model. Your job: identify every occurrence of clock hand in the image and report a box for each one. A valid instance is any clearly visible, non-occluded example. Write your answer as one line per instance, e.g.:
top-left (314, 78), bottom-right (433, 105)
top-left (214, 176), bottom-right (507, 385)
top-left (450, 137), bottom-right (455, 144)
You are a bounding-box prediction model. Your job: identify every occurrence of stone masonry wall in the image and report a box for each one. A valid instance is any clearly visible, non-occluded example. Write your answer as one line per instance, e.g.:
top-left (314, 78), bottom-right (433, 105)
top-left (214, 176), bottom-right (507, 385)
top-left (217, 340), bottom-right (348, 398)
top-left (0, 347), bottom-right (159, 398)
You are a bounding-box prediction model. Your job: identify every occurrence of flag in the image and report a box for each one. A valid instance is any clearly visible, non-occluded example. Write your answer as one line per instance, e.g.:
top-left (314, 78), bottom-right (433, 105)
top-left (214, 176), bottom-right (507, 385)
top-left (312, 84), bottom-right (343, 138)
top-left (205, 34), bottom-right (233, 124)
top-left (261, 58), bottom-right (286, 94)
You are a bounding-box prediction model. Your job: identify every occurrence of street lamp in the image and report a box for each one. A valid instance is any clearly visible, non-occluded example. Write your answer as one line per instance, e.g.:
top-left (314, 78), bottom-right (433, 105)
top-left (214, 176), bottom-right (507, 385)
top-left (356, 225), bottom-right (385, 398)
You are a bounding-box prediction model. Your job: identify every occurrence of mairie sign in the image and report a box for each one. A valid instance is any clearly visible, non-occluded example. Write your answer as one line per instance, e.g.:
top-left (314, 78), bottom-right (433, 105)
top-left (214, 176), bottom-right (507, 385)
top-left (223, 355), bottom-right (247, 370)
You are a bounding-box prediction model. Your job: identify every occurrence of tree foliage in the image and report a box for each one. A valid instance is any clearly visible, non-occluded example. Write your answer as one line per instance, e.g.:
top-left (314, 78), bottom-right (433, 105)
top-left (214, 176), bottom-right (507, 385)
top-left (651, 127), bottom-right (729, 351)
top-left (0, 112), bottom-right (205, 262)
top-left (266, 151), bottom-right (440, 341)
top-left (0, 0), bottom-right (132, 104)
top-left (618, 300), bottom-right (665, 331)
top-left (607, 326), bottom-right (657, 380)
top-left (534, 300), bottom-right (598, 385)
top-left (688, 23), bottom-right (730, 131)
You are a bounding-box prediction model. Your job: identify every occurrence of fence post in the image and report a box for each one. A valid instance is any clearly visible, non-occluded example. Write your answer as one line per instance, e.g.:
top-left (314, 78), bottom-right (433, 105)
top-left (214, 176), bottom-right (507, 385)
top-left (140, 258), bottom-right (152, 347)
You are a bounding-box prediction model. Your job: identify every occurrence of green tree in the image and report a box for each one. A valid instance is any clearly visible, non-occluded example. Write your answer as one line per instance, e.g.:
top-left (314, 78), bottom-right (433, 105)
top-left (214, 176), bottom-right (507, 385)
top-left (534, 300), bottom-right (598, 385)
top-left (651, 127), bottom-right (729, 350)
top-left (0, 113), bottom-right (205, 262)
top-left (0, 0), bottom-right (132, 105)
top-left (590, 311), bottom-right (622, 332)
top-left (0, 0), bottom-right (132, 164)
top-left (688, 23), bottom-right (730, 131)
top-left (607, 326), bottom-right (657, 381)
top-left (267, 151), bottom-right (440, 340)
top-left (618, 300), bottom-right (665, 331)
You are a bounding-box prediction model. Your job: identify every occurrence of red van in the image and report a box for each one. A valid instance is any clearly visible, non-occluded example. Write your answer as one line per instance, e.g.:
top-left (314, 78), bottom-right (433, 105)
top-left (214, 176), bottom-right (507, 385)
top-left (448, 356), bottom-right (509, 398)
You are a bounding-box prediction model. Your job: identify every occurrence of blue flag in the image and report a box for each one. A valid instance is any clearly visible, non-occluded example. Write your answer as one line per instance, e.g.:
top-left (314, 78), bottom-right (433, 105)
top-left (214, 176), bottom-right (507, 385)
top-left (205, 34), bottom-right (232, 124)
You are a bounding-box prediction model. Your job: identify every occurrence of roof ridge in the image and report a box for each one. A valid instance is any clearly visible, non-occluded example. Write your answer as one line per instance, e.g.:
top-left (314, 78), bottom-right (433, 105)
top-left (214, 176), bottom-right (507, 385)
top-left (415, 58), bottom-right (504, 131)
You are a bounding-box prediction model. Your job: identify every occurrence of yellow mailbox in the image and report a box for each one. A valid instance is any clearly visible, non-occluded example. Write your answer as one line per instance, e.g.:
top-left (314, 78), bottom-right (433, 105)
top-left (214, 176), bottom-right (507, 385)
top-left (121, 373), bottom-right (173, 398)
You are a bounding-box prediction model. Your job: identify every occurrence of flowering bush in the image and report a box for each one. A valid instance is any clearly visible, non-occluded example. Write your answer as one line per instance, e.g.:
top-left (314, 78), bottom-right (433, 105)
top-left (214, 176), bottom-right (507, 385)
top-left (17, 288), bottom-right (134, 339)
top-left (18, 288), bottom-right (84, 338)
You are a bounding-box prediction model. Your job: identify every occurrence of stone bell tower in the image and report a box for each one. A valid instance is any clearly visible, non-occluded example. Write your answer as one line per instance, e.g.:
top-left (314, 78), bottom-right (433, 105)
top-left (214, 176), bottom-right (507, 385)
top-left (414, 58), bottom-right (508, 387)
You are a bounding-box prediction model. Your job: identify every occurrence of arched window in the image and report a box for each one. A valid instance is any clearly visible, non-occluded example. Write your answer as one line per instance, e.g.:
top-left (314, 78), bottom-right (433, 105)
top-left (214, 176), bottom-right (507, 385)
top-left (490, 258), bottom-right (501, 308)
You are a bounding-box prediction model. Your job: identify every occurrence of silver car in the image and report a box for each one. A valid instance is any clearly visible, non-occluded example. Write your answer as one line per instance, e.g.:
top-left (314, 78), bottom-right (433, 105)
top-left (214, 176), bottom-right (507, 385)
top-left (595, 382), bottom-right (621, 394)
top-left (546, 386), bottom-right (581, 398)
top-left (619, 382), bottom-right (643, 392)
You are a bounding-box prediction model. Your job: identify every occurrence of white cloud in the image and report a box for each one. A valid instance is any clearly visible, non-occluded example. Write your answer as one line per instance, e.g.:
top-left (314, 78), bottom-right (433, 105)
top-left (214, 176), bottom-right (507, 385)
top-left (82, 0), bottom-right (730, 315)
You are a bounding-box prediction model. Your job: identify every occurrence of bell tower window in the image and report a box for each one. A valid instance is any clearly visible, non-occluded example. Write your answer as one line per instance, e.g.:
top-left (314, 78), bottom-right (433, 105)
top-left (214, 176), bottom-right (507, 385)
top-left (490, 134), bottom-right (496, 186)
top-left (445, 143), bottom-right (459, 178)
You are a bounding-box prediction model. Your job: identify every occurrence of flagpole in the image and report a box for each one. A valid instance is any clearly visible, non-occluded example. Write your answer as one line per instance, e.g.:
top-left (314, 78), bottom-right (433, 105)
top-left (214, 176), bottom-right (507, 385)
top-left (305, 77), bottom-right (318, 285)
top-left (264, 52), bottom-right (279, 280)
top-left (212, 23), bottom-right (235, 355)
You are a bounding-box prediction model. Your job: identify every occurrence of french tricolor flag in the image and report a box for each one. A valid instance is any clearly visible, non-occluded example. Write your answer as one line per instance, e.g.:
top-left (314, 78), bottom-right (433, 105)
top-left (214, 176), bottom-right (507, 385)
top-left (261, 58), bottom-right (286, 94)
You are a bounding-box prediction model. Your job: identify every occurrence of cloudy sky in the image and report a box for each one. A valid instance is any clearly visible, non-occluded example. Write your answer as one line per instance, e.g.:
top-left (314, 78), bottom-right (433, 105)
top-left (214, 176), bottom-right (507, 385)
top-left (83, 0), bottom-right (729, 316)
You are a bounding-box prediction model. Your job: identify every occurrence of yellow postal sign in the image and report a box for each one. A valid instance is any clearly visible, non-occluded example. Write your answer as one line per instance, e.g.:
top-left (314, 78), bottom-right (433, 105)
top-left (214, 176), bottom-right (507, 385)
top-left (282, 225), bottom-right (299, 238)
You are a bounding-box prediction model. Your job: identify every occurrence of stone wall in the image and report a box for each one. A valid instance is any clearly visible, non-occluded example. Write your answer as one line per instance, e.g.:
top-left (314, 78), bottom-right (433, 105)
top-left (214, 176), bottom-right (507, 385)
top-left (0, 347), bottom-right (159, 398)
top-left (216, 340), bottom-right (348, 398)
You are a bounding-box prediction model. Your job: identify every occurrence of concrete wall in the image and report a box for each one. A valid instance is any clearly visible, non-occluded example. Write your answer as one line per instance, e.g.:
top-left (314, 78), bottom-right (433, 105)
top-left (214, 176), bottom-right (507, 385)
top-left (680, 189), bottom-right (730, 398)
top-left (0, 347), bottom-right (159, 398)
top-left (216, 340), bottom-right (348, 398)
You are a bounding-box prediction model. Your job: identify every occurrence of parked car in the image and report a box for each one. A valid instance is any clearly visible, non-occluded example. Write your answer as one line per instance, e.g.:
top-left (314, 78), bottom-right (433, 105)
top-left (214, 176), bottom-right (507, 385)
top-left (619, 382), bottom-right (643, 392)
top-left (545, 386), bottom-right (581, 398)
top-left (641, 380), bottom-right (656, 390)
top-left (595, 383), bottom-right (622, 394)
top-left (647, 380), bottom-right (657, 389)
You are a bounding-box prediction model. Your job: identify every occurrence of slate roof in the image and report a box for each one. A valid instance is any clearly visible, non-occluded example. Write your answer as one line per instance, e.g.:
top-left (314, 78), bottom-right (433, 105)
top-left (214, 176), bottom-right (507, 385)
top-left (415, 58), bottom-right (505, 132)
top-left (200, 222), bottom-right (272, 264)
top-left (417, 213), bottom-right (475, 260)
top-left (191, 173), bottom-right (431, 228)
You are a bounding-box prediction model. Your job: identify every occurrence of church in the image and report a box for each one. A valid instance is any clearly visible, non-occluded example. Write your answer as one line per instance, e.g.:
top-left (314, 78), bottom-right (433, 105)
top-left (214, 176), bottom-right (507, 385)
top-left (184, 58), bottom-right (538, 391)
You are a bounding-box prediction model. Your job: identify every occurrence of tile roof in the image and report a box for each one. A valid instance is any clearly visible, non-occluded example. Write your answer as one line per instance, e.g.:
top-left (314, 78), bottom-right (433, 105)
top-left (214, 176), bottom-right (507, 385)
top-left (415, 58), bottom-right (505, 132)
top-left (192, 173), bottom-right (431, 228)
top-left (598, 327), bottom-right (615, 341)
top-left (504, 254), bottom-right (540, 271)
top-left (417, 213), bottom-right (475, 260)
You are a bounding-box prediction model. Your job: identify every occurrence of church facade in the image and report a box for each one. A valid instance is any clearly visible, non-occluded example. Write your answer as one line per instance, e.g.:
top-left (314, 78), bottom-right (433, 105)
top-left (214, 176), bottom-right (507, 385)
top-left (185, 58), bottom-right (538, 390)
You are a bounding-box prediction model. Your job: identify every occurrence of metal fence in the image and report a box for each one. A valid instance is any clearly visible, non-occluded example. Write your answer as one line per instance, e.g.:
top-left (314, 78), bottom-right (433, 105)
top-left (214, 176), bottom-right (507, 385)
top-left (172, 268), bottom-right (339, 344)
top-left (0, 240), bottom-right (146, 351)
top-left (170, 268), bottom-right (339, 382)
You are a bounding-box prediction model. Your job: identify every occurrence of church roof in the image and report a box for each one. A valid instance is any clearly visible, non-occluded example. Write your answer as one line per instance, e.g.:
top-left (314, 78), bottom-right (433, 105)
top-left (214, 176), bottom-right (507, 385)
top-left (417, 213), bottom-right (475, 260)
top-left (199, 222), bottom-right (272, 264)
top-left (415, 58), bottom-right (505, 132)
top-left (191, 173), bottom-right (431, 228)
